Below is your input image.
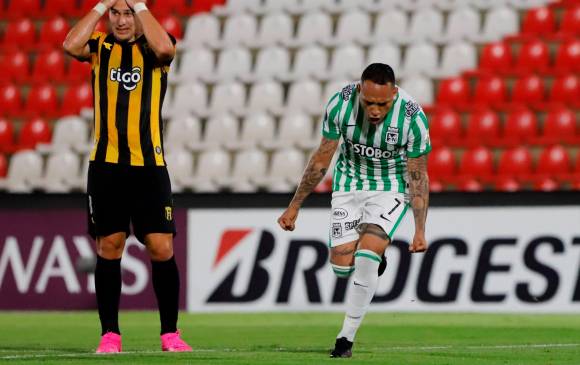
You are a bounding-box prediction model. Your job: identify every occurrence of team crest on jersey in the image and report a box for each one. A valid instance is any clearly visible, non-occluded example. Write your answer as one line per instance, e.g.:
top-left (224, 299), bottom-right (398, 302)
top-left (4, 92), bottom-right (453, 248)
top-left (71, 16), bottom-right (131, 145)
top-left (404, 101), bottom-right (421, 119)
top-left (341, 84), bottom-right (355, 101)
top-left (386, 127), bottom-right (399, 145)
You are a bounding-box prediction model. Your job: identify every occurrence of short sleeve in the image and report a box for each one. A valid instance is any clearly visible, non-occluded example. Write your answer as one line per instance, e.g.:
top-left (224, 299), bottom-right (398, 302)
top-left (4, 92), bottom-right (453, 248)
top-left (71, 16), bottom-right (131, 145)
top-left (406, 108), bottom-right (432, 158)
top-left (321, 92), bottom-right (342, 140)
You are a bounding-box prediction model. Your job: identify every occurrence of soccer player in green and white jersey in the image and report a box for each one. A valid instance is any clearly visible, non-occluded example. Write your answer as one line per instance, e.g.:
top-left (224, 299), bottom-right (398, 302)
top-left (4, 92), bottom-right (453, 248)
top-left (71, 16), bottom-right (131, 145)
top-left (278, 63), bottom-right (431, 358)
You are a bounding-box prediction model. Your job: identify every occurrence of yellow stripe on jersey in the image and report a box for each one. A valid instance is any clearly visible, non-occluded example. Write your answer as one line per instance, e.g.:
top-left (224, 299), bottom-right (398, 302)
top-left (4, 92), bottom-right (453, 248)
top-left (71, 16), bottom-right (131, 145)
top-left (89, 34), bottom-right (107, 161)
top-left (127, 44), bottom-right (145, 166)
top-left (150, 67), bottom-right (164, 166)
top-left (105, 43), bottom-right (121, 163)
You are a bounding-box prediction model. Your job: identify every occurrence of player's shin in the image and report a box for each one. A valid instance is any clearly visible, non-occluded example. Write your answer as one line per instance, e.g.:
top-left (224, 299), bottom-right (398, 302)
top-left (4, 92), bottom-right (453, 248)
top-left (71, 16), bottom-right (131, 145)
top-left (337, 249), bottom-right (380, 341)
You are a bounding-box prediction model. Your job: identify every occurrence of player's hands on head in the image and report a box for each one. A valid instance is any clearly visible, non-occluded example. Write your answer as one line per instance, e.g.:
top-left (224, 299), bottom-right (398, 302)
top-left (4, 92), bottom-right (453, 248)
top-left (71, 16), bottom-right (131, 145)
top-left (101, 0), bottom-right (118, 9)
top-left (125, 0), bottom-right (147, 8)
top-left (409, 233), bottom-right (428, 253)
top-left (277, 207), bottom-right (299, 231)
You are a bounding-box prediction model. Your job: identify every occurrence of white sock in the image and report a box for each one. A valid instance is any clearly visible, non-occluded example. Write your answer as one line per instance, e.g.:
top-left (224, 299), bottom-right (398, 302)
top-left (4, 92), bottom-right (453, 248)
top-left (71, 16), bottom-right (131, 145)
top-left (337, 249), bottom-right (381, 342)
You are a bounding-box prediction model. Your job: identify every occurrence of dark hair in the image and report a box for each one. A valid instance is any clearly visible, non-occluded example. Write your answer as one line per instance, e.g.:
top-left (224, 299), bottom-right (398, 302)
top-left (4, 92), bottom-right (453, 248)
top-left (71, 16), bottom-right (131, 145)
top-left (361, 63), bottom-right (396, 85)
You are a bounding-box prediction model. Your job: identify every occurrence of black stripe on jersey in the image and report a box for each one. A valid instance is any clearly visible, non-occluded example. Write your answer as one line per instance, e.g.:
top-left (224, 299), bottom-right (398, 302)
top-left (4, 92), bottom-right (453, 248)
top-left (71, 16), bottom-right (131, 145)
top-left (115, 44), bottom-right (132, 165)
top-left (94, 34), bottom-right (115, 162)
top-left (158, 69), bottom-right (168, 164)
top-left (139, 54), bottom-right (155, 166)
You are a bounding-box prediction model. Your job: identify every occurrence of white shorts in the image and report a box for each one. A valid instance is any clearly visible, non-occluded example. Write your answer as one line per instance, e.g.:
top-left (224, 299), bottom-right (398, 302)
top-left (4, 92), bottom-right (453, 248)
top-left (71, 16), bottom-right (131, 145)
top-left (329, 190), bottom-right (409, 247)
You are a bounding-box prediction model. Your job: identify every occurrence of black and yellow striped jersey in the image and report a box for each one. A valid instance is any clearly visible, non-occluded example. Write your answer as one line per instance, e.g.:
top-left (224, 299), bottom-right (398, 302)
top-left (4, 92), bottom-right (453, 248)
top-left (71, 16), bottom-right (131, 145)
top-left (87, 31), bottom-right (175, 166)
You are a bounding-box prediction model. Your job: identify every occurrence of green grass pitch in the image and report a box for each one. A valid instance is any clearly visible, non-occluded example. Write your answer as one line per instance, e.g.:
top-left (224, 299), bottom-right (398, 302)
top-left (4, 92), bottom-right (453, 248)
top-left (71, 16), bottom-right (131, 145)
top-left (0, 312), bottom-right (579, 364)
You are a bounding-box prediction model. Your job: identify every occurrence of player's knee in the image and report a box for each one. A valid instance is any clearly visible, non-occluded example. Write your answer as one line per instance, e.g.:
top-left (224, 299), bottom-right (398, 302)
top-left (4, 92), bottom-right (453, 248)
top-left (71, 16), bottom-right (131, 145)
top-left (147, 240), bottom-right (174, 261)
top-left (97, 235), bottom-right (125, 258)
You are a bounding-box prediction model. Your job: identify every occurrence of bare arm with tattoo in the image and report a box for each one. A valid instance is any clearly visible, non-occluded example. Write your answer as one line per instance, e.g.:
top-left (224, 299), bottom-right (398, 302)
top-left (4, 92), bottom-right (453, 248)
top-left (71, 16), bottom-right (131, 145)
top-left (277, 137), bottom-right (339, 231)
top-left (407, 154), bottom-right (429, 253)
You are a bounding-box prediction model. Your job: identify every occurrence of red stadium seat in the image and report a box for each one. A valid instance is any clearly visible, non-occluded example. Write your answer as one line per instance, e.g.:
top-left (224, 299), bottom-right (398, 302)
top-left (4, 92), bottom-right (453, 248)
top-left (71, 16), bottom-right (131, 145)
top-left (150, 0), bottom-right (187, 16)
top-left (495, 177), bottom-right (521, 192)
top-left (429, 179), bottom-right (444, 192)
top-left (515, 40), bottom-right (550, 74)
top-left (549, 74), bottom-right (579, 107)
top-left (38, 17), bottom-right (70, 49)
top-left (0, 153), bottom-right (7, 178)
top-left (0, 84), bottom-right (23, 117)
top-left (25, 84), bottom-right (59, 118)
top-left (66, 59), bottom-right (92, 84)
top-left (160, 15), bottom-right (183, 39)
top-left (436, 77), bottom-right (470, 107)
top-left (79, 0), bottom-right (99, 16)
top-left (459, 146), bottom-right (494, 179)
top-left (3, 50), bottom-right (30, 84)
top-left (511, 74), bottom-right (546, 107)
top-left (2, 18), bottom-right (36, 50)
top-left (555, 39), bottom-right (580, 72)
top-left (43, 0), bottom-right (71, 17)
top-left (17, 117), bottom-right (52, 150)
top-left (536, 145), bottom-right (571, 177)
top-left (521, 7), bottom-right (556, 36)
top-left (31, 49), bottom-right (66, 84)
top-left (7, 0), bottom-right (41, 19)
top-left (503, 108), bottom-right (538, 143)
top-left (428, 146), bottom-right (456, 180)
top-left (61, 83), bottom-right (93, 116)
top-left (540, 107), bottom-right (578, 144)
top-left (560, 5), bottom-right (580, 36)
top-left (478, 42), bottom-right (513, 74)
top-left (95, 20), bottom-right (108, 33)
top-left (473, 75), bottom-right (507, 108)
top-left (497, 146), bottom-right (533, 178)
top-left (458, 178), bottom-right (483, 192)
top-left (465, 109), bottom-right (500, 145)
top-left (429, 108), bottom-right (462, 145)
top-left (0, 118), bottom-right (15, 153)
top-left (533, 177), bottom-right (559, 191)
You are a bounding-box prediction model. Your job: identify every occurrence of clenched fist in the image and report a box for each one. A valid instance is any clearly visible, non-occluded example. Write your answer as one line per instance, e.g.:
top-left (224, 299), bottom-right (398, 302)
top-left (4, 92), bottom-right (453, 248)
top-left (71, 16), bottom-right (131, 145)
top-left (277, 206), bottom-right (299, 231)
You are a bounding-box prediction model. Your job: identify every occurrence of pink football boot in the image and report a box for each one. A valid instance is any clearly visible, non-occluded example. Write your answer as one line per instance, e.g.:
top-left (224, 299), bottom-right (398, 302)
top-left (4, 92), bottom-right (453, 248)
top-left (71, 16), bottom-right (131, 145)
top-left (96, 332), bottom-right (122, 354)
top-left (160, 330), bottom-right (192, 352)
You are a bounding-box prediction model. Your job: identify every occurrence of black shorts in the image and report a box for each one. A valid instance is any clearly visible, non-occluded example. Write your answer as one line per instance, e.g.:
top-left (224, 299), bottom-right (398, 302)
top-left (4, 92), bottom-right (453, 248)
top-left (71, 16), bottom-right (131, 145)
top-left (87, 161), bottom-right (176, 243)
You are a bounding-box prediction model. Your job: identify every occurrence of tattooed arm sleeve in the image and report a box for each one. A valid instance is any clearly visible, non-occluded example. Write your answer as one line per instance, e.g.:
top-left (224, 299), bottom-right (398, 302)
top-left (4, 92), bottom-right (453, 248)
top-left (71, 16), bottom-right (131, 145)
top-left (407, 154), bottom-right (429, 233)
top-left (288, 137), bottom-right (339, 209)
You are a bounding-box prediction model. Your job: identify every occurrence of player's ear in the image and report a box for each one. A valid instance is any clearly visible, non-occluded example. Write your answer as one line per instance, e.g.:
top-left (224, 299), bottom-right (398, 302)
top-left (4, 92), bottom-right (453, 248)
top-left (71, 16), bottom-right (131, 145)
top-left (356, 83), bottom-right (361, 93)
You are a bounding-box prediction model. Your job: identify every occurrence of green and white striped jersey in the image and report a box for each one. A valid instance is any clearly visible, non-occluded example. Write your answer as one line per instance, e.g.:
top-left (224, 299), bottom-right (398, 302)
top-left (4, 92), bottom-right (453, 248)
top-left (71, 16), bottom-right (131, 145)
top-left (322, 83), bottom-right (431, 193)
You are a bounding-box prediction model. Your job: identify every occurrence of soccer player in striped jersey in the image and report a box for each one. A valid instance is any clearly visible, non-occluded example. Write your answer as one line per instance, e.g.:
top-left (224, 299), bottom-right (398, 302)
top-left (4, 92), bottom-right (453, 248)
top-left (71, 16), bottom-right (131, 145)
top-left (64, 0), bottom-right (191, 353)
top-left (278, 63), bottom-right (431, 358)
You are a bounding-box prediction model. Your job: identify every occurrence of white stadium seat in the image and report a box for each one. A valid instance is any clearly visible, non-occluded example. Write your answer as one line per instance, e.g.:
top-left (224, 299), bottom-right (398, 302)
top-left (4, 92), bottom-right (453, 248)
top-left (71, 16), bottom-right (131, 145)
top-left (0, 150), bottom-right (43, 193)
top-left (472, 6), bottom-right (518, 43)
top-left (400, 76), bottom-right (433, 106)
top-left (280, 80), bottom-right (323, 116)
top-left (403, 7), bottom-right (444, 44)
top-left (242, 81), bottom-right (284, 116)
top-left (323, 44), bottom-right (365, 81)
top-left (227, 113), bottom-right (275, 150)
top-left (173, 47), bottom-right (214, 84)
top-left (280, 45), bottom-right (328, 82)
top-left (323, 80), bottom-right (351, 106)
top-left (190, 148), bottom-right (231, 192)
top-left (435, 6), bottom-right (481, 44)
top-left (212, 0), bottom-right (261, 15)
top-left (209, 14), bottom-right (257, 49)
top-left (165, 148), bottom-right (195, 192)
top-left (325, 10), bottom-right (372, 46)
top-left (367, 43), bottom-right (402, 73)
top-left (191, 113), bottom-right (239, 150)
top-left (248, 13), bottom-right (293, 48)
top-left (204, 47), bottom-right (252, 83)
top-left (221, 148), bottom-right (268, 192)
top-left (285, 11), bottom-right (333, 47)
top-left (36, 116), bottom-right (89, 154)
top-left (182, 14), bottom-right (220, 48)
top-left (258, 148), bottom-right (306, 192)
top-left (207, 82), bottom-right (246, 117)
top-left (243, 46), bottom-right (290, 83)
top-left (35, 150), bottom-right (81, 193)
top-left (398, 0), bottom-right (439, 10)
top-left (270, 113), bottom-right (318, 150)
top-left (168, 82), bottom-right (208, 118)
top-left (164, 115), bottom-right (202, 152)
top-left (372, 10), bottom-right (409, 45)
top-left (255, 0), bottom-right (299, 14)
top-left (286, 0), bottom-right (334, 14)
top-left (436, 41), bottom-right (477, 78)
top-left (399, 42), bottom-right (438, 78)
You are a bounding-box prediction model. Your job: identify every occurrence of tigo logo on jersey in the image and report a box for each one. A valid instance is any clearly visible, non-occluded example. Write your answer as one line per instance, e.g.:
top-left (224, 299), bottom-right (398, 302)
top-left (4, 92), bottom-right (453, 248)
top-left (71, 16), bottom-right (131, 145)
top-left (110, 67), bottom-right (142, 91)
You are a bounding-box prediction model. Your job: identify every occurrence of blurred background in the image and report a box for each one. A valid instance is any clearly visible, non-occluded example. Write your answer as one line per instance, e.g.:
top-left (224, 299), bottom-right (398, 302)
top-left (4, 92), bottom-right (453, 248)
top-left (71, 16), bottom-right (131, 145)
top-left (0, 0), bottom-right (579, 314)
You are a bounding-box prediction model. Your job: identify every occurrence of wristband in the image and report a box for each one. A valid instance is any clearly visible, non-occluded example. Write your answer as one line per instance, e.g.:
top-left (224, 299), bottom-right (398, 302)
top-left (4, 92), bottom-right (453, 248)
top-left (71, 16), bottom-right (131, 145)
top-left (133, 2), bottom-right (148, 13)
top-left (93, 2), bottom-right (107, 16)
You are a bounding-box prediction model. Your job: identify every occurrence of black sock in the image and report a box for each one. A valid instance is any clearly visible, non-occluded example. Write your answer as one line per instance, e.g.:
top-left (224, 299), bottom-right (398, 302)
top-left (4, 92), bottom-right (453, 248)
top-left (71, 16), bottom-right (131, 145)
top-left (152, 256), bottom-right (180, 335)
top-left (95, 255), bottom-right (122, 335)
